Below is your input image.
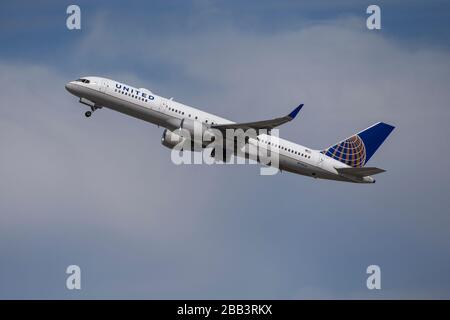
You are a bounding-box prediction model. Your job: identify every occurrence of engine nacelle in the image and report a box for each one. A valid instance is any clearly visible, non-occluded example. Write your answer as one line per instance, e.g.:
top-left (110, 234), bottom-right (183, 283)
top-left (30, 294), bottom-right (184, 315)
top-left (180, 118), bottom-right (207, 138)
top-left (161, 129), bottom-right (203, 151)
top-left (180, 118), bottom-right (217, 147)
top-left (161, 129), bottom-right (184, 149)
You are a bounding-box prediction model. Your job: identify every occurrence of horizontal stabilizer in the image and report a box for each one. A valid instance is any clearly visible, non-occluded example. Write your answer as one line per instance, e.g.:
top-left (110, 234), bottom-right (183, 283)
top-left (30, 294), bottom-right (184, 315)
top-left (211, 104), bottom-right (303, 132)
top-left (335, 167), bottom-right (386, 177)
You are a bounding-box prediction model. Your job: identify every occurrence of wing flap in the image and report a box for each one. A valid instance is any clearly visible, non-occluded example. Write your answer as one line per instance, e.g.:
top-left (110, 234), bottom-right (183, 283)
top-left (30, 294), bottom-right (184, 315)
top-left (335, 167), bottom-right (386, 177)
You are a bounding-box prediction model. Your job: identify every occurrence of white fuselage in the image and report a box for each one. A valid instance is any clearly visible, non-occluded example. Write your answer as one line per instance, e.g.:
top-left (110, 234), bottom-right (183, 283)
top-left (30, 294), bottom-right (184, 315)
top-left (65, 76), bottom-right (375, 183)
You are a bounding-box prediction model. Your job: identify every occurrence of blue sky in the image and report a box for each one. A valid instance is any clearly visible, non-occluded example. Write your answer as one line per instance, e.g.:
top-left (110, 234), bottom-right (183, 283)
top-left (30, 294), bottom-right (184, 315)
top-left (1, 1), bottom-right (450, 299)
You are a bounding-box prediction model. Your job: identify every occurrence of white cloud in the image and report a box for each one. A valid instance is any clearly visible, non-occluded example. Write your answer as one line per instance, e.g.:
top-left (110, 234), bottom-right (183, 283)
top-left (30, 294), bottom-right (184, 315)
top-left (1, 15), bottom-right (450, 298)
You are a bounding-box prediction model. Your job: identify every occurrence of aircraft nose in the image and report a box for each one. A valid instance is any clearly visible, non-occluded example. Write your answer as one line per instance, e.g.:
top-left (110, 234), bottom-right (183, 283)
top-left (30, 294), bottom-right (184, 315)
top-left (65, 81), bottom-right (77, 95)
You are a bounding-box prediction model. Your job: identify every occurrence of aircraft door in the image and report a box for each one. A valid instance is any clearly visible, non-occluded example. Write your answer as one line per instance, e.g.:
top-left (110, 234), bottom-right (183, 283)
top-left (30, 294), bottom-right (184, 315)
top-left (317, 153), bottom-right (325, 168)
top-left (160, 99), bottom-right (169, 112)
top-left (99, 80), bottom-right (107, 93)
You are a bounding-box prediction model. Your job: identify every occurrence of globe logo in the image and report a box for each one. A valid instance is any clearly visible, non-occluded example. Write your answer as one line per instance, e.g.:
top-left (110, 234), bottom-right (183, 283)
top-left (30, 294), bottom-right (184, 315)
top-left (324, 135), bottom-right (366, 167)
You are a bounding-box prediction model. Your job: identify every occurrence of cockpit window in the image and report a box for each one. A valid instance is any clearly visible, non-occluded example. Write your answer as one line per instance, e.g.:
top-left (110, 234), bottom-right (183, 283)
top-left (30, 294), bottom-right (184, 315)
top-left (75, 78), bottom-right (90, 84)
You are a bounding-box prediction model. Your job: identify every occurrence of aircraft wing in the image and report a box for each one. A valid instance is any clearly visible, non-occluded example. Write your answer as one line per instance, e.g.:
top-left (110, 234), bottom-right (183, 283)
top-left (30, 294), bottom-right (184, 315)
top-left (335, 167), bottom-right (386, 177)
top-left (211, 104), bottom-right (303, 132)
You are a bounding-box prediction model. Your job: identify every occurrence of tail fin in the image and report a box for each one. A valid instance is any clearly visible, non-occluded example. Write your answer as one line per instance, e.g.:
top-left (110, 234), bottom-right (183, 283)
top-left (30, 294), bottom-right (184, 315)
top-left (321, 122), bottom-right (395, 167)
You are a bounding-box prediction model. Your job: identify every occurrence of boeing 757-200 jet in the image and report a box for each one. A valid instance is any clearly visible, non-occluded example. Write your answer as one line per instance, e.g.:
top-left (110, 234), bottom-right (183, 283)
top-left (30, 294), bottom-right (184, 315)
top-left (65, 76), bottom-right (395, 183)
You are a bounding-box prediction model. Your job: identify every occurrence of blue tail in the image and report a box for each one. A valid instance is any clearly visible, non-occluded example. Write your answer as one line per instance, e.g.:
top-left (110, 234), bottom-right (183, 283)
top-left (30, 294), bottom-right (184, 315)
top-left (321, 122), bottom-right (395, 167)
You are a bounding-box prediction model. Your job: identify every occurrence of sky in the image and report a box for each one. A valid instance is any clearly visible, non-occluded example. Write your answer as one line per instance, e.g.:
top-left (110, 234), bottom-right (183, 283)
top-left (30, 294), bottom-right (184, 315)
top-left (1, 0), bottom-right (450, 299)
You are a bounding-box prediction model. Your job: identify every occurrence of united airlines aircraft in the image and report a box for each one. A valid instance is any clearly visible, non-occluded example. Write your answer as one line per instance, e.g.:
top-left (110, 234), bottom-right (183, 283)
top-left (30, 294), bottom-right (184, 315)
top-left (65, 76), bottom-right (395, 183)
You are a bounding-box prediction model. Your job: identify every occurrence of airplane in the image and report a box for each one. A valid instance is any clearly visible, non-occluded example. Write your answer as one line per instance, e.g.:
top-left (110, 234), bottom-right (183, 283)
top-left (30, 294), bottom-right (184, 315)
top-left (65, 76), bottom-right (395, 183)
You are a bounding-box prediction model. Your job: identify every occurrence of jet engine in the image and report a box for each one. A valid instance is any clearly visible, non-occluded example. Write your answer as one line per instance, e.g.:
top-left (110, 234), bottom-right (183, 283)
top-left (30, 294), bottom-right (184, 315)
top-left (180, 118), bottom-right (207, 138)
top-left (161, 129), bottom-right (185, 149)
top-left (161, 129), bottom-right (203, 151)
top-left (179, 118), bottom-right (217, 147)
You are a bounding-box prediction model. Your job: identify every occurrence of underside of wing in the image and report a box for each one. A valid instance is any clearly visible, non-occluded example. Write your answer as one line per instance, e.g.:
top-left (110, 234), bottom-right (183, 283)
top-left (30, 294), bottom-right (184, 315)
top-left (211, 104), bottom-right (303, 132)
top-left (335, 167), bottom-right (386, 177)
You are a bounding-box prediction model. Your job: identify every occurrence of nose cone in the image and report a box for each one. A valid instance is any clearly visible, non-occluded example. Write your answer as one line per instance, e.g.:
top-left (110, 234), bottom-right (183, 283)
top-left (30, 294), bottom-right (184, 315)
top-left (65, 81), bottom-right (78, 95)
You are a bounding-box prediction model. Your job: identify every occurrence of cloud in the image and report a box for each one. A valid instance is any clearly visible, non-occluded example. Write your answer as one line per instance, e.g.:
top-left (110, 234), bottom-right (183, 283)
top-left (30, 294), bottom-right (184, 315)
top-left (69, 14), bottom-right (450, 227)
top-left (1, 12), bottom-right (450, 298)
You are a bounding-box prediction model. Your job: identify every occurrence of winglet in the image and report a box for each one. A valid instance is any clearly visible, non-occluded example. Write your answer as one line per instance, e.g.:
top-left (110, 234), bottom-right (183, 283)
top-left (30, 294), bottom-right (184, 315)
top-left (288, 104), bottom-right (304, 119)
